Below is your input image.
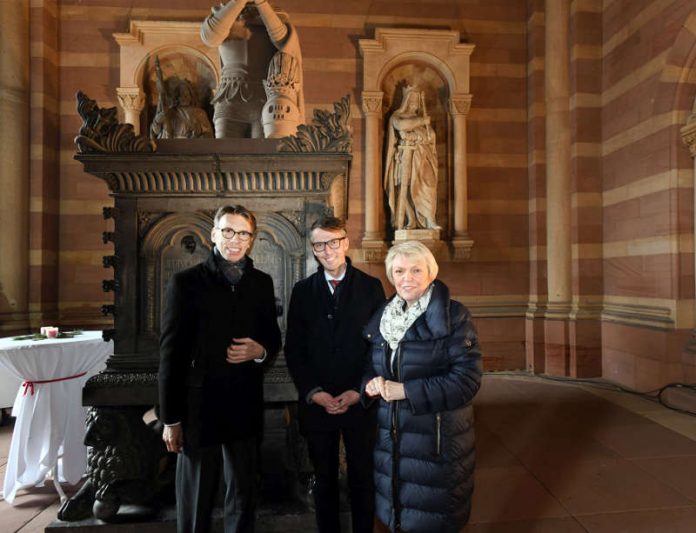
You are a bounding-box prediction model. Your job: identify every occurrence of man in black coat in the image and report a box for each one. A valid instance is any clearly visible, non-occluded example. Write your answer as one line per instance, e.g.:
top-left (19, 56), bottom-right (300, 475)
top-left (158, 205), bottom-right (281, 533)
top-left (285, 216), bottom-right (386, 533)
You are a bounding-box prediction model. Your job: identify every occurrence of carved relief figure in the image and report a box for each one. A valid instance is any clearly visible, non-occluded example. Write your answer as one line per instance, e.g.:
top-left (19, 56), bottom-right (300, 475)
top-left (384, 86), bottom-right (439, 230)
top-left (150, 57), bottom-right (214, 140)
top-left (200, 0), bottom-right (305, 139)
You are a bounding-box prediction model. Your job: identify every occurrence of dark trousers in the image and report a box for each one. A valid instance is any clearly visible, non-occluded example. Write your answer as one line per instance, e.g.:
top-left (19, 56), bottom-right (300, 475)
top-left (306, 424), bottom-right (376, 533)
top-left (176, 437), bottom-right (258, 533)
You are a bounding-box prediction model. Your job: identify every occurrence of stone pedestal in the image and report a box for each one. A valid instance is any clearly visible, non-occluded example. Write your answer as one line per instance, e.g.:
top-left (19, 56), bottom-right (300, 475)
top-left (394, 229), bottom-right (447, 260)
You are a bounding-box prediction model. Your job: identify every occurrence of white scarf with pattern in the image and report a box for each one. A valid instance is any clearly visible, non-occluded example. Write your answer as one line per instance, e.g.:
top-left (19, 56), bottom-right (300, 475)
top-left (380, 284), bottom-right (434, 351)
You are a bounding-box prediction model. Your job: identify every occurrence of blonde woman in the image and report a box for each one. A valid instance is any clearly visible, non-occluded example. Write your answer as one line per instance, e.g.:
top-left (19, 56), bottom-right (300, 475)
top-left (364, 241), bottom-right (482, 533)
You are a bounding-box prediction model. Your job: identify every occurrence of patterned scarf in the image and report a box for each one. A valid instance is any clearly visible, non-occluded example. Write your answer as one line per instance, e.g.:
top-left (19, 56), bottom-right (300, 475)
top-left (380, 284), bottom-right (434, 351)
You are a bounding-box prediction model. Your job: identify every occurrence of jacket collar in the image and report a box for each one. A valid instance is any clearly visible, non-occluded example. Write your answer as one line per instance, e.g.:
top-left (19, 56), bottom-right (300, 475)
top-left (315, 256), bottom-right (354, 286)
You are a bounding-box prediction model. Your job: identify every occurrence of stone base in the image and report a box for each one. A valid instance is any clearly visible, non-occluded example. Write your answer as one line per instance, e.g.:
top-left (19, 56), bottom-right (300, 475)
top-left (360, 238), bottom-right (389, 262)
top-left (394, 228), bottom-right (441, 241)
top-left (450, 237), bottom-right (474, 261)
top-left (393, 229), bottom-right (448, 262)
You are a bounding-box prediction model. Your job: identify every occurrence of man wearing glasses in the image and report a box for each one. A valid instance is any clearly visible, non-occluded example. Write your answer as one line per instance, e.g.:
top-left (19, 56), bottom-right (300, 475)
top-left (159, 204), bottom-right (281, 533)
top-left (285, 215), bottom-right (385, 533)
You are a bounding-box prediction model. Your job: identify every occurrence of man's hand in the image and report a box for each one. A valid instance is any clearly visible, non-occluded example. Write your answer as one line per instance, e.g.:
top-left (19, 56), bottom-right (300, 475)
top-left (163, 424), bottom-right (183, 453)
top-left (366, 377), bottom-right (406, 402)
top-left (329, 390), bottom-right (360, 414)
top-left (226, 337), bottom-right (264, 363)
top-left (311, 391), bottom-right (344, 415)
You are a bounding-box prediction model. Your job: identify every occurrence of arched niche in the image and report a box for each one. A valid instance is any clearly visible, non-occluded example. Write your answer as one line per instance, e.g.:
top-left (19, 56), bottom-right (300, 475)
top-left (114, 21), bottom-right (220, 135)
top-left (139, 211), bottom-right (214, 342)
top-left (359, 28), bottom-right (475, 261)
top-left (381, 62), bottom-right (450, 237)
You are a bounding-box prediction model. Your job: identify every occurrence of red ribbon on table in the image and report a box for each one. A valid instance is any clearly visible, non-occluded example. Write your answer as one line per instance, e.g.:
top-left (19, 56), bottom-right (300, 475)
top-left (22, 371), bottom-right (88, 396)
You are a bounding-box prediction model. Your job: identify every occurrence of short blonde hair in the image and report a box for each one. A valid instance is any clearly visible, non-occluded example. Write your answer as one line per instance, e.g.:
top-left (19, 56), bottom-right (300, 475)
top-left (385, 241), bottom-right (439, 285)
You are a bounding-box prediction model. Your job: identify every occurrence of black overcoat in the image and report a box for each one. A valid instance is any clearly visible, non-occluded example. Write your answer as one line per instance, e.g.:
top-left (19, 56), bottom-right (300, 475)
top-left (158, 252), bottom-right (281, 449)
top-left (363, 279), bottom-right (482, 533)
top-left (285, 259), bottom-right (385, 432)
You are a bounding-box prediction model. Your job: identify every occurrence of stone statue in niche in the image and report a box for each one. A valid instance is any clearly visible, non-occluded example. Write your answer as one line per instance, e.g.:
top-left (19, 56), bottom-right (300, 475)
top-left (150, 57), bottom-right (213, 140)
top-left (200, 0), bottom-right (304, 139)
top-left (384, 85), bottom-right (440, 231)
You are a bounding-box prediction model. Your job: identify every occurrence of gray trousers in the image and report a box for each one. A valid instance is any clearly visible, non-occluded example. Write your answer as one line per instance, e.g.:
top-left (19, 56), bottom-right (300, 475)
top-left (176, 437), bottom-right (258, 533)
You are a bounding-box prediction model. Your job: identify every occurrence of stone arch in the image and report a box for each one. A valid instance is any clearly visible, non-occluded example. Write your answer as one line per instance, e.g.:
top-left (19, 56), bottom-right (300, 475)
top-left (377, 52), bottom-right (456, 98)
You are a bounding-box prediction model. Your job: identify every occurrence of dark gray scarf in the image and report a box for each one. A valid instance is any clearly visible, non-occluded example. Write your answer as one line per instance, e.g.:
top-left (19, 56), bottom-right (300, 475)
top-left (214, 246), bottom-right (247, 286)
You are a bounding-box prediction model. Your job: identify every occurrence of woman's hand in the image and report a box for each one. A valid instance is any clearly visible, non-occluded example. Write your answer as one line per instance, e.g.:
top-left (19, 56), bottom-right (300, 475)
top-left (366, 377), bottom-right (406, 401)
top-left (365, 377), bottom-right (384, 398)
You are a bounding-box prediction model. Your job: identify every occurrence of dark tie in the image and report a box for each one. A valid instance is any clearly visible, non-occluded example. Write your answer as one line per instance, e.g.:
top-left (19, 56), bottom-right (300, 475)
top-left (329, 279), bottom-right (340, 292)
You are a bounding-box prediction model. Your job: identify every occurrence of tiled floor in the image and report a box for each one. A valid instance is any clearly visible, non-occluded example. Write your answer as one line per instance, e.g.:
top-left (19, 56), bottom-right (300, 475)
top-left (1, 373), bottom-right (695, 532)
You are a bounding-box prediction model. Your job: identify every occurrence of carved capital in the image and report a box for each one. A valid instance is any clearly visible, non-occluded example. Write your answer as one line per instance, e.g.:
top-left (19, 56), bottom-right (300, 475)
top-left (361, 91), bottom-right (383, 116)
top-left (449, 94), bottom-right (473, 116)
top-left (116, 87), bottom-right (145, 113)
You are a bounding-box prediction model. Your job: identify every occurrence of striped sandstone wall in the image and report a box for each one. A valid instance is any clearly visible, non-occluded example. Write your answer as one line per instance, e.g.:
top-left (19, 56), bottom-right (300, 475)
top-left (601, 0), bottom-right (696, 389)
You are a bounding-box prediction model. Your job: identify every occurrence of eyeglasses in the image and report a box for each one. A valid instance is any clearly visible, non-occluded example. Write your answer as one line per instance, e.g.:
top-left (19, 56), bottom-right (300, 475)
top-left (311, 236), bottom-right (346, 252)
top-left (216, 227), bottom-right (253, 241)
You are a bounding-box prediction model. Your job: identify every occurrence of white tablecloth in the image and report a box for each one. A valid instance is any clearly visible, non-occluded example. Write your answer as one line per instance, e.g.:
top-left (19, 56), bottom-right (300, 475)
top-left (0, 371), bottom-right (22, 409)
top-left (0, 331), bottom-right (112, 504)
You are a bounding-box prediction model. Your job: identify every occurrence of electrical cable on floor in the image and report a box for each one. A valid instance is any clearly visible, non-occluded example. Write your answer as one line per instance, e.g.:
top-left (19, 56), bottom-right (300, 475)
top-left (483, 370), bottom-right (696, 417)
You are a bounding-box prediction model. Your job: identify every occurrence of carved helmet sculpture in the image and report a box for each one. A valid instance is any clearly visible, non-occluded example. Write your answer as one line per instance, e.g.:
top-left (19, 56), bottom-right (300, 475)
top-left (262, 52), bottom-right (302, 138)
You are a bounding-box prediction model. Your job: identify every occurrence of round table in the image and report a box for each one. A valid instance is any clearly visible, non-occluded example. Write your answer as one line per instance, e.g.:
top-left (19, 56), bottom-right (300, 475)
top-left (0, 331), bottom-right (113, 504)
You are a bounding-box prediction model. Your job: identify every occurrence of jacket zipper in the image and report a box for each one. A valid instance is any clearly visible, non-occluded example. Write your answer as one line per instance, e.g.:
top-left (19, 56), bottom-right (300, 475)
top-left (391, 343), bottom-right (402, 530)
top-left (435, 412), bottom-right (442, 456)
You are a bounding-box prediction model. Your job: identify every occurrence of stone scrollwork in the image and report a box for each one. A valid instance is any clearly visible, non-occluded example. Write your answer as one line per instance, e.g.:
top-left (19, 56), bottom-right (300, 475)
top-left (279, 95), bottom-right (352, 153)
top-left (74, 91), bottom-right (156, 153)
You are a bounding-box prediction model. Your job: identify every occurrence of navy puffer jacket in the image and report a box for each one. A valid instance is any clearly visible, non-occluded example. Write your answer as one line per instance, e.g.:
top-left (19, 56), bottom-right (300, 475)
top-left (363, 280), bottom-right (482, 533)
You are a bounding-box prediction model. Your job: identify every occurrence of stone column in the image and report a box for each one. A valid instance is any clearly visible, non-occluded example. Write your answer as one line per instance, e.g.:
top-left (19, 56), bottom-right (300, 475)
top-left (544, 0), bottom-right (572, 374)
top-left (116, 87), bottom-right (145, 135)
top-left (449, 94), bottom-right (474, 260)
top-left (545, 0), bottom-right (572, 307)
top-left (0, 0), bottom-right (30, 330)
top-left (361, 90), bottom-right (388, 261)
